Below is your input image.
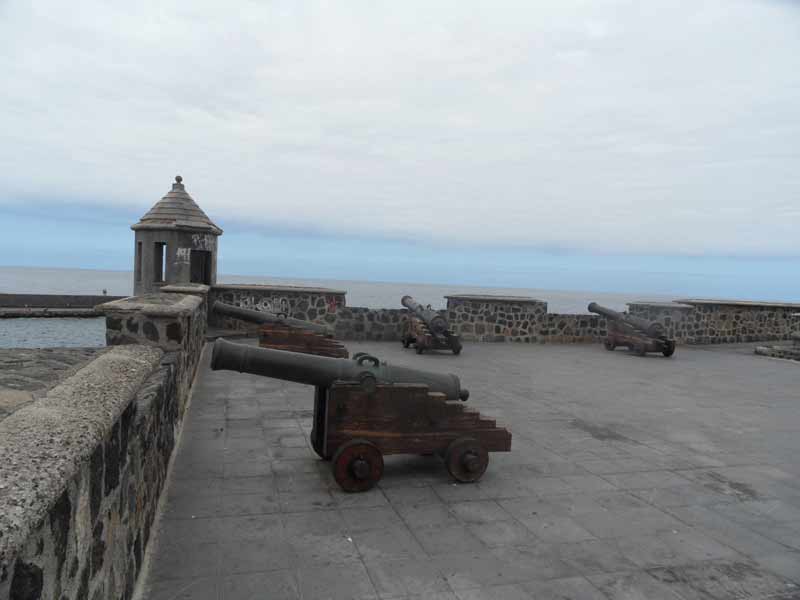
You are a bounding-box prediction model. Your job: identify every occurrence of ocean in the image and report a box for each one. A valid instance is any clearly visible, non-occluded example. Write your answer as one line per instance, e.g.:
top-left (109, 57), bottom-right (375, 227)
top-left (0, 265), bottom-right (677, 348)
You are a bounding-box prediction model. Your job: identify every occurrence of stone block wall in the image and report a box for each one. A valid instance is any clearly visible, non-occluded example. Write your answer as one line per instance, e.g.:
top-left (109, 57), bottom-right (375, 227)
top-left (98, 293), bottom-right (206, 411)
top-left (1, 291), bottom-right (208, 600)
top-left (208, 284), bottom-right (345, 331)
top-left (204, 285), bottom-right (799, 346)
top-left (331, 307), bottom-right (406, 341)
top-left (445, 295), bottom-right (605, 343)
top-left (0, 346), bottom-right (178, 600)
top-left (540, 313), bottom-right (607, 343)
top-left (446, 295), bottom-right (548, 342)
top-left (628, 300), bottom-right (800, 344)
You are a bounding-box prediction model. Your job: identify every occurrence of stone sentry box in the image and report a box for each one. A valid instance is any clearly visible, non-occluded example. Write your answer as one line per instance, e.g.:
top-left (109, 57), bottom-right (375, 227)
top-left (131, 176), bottom-right (222, 296)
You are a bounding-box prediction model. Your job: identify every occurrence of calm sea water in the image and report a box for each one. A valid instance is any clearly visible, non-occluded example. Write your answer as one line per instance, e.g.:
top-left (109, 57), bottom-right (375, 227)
top-left (0, 265), bottom-right (677, 347)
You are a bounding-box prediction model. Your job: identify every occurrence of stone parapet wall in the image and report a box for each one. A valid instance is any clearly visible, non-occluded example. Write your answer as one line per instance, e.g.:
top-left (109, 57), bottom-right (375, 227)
top-left (446, 295), bottom-right (548, 342)
top-left (445, 295), bottom-right (606, 343)
top-left (0, 294), bottom-right (125, 310)
top-left (208, 284), bottom-right (346, 331)
top-left (204, 285), bottom-right (799, 346)
top-left (541, 313), bottom-right (607, 343)
top-left (628, 299), bottom-right (800, 344)
top-left (0, 346), bottom-right (177, 600)
top-left (97, 293), bottom-right (206, 410)
top-left (0, 291), bottom-right (209, 600)
top-left (331, 307), bottom-right (406, 341)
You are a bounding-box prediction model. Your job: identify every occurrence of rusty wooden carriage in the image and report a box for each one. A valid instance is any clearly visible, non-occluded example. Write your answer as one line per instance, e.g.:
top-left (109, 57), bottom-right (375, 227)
top-left (212, 339), bottom-right (511, 491)
top-left (310, 381), bottom-right (511, 491)
top-left (400, 295), bottom-right (463, 355)
top-left (214, 300), bottom-right (348, 358)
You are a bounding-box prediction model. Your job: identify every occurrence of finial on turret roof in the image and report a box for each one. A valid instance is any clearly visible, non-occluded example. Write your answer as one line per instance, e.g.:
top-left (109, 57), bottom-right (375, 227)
top-left (175, 175), bottom-right (183, 184)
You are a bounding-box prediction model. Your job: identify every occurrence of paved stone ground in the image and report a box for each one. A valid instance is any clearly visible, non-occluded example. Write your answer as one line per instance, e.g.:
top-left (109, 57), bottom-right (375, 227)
top-left (0, 347), bottom-right (104, 422)
top-left (138, 341), bottom-right (800, 600)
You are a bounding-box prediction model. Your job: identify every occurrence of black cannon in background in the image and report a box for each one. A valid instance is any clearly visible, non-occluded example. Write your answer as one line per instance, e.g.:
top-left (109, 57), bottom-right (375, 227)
top-left (588, 302), bottom-right (676, 357)
top-left (400, 295), bottom-right (463, 355)
top-left (213, 301), bottom-right (348, 358)
top-left (213, 301), bottom-right (331, 335)
top-left (211, 338), bottom-right (511, 491)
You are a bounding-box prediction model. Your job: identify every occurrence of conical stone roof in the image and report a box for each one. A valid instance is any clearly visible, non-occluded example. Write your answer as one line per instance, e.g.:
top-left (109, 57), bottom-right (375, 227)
top-left (131, 175), bottom-right (222, 234)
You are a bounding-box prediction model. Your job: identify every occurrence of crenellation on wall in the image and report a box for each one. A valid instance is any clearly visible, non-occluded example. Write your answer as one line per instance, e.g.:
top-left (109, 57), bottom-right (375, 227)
top-left (207, 284), bottom-right (346, 332)
top-left (203, 285), bottom-right (798, 346)
top-left (628, 299), bottom-right (798, 344)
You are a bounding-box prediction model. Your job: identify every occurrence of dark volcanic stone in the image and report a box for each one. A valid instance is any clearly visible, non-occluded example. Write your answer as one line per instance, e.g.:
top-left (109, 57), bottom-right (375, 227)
top-left (69, 557), bottom-right (79, 579)
top-left (166, 322), bottom-right (182, 342)
top-left (91, 522), bottom-right (105, 576)
top-left (106, 317), bottom-right (122, 331)
top-left (90, 446), bottom-right (104, 522)
top-left (143, 322), bottom-right (159, 342)
top-left (50, 491), bottom-right (71, 578)
top-left (104, 422), bottom-right (121, 495)
top-left (126, 318), bottom-right (139, 333)
top-left (76, 564), bottom-right (89, 600)
top-left (10, 561), bottom-right (43, 600)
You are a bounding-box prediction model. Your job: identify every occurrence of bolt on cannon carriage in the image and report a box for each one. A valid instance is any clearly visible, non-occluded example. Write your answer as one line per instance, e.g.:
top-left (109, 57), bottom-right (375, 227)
top-left (213, 300), bottom-right (349, 358)
top-left (211, 338), bottom-right (511, 491)
top-left (400, 295), bottom-right (463, 355)
top-left (588, 302), bottom-right (676, 357)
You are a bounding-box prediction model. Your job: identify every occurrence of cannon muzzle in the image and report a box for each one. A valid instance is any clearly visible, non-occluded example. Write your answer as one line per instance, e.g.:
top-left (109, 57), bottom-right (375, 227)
top-left (211, 338), bottom-right (469, 401)
top-left (213, 301), bottom-right (331, 336)
top-left (401, 295), bottom-right (450, 336)
top-left (587, 302), bottom-right (666, 338)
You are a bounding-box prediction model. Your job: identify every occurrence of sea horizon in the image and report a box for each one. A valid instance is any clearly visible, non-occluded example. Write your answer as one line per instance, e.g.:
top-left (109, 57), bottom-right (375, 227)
top-left (3, 263), bottom-right (798, 314)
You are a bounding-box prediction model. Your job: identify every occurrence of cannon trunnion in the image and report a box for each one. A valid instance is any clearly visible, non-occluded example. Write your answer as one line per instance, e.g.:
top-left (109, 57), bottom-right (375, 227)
top-left (400, 295), bottom-right (463, 355)
top-left (588, 302), bottom-right (676, 357)
top-left (212, 339), bottom-right (511, 491)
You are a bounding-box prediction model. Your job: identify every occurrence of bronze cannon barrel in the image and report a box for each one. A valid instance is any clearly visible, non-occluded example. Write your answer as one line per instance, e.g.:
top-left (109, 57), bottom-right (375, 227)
top-left (211, 338), bottom-right (469, 401)
top-left (401, 295), bottom-right (449, 335)
top-left (587, 302), bottom-right (665, 338)
top-left (213, 301), bottom-right (331, 336)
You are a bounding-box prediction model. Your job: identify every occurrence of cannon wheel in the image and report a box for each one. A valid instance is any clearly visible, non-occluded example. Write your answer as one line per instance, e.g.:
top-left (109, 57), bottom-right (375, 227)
top-left (662, 341), bottom-right (676, 357)
top-left (445, 437), bottom-right (489, 483)
top-left (603, 339), bottom-right (615, 351)
top-left (332, 439), bottom-right (384, 492)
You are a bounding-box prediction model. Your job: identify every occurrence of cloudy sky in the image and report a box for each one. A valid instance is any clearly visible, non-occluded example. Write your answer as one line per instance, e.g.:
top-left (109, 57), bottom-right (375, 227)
top-left (1, 1), bottom-right (798, 297)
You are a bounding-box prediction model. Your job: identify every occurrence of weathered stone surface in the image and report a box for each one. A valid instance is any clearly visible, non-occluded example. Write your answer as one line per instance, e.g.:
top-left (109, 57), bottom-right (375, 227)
top-left (0, 346), bottom-right (162, 598)
top-left (9, 562), bottom-right (42, 600)
top-left (629, 299), bottom-right (799, 345)
top-left (0, 349), bottom-right (105, 423)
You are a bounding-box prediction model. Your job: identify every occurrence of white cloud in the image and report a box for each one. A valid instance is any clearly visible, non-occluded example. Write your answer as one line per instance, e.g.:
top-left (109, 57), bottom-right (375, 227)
top-left (1, 0), bottom-right (798, 255)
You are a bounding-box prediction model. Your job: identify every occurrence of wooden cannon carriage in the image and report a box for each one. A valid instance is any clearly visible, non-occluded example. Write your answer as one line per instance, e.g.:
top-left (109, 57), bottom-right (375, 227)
top-left (212, 339), bottom-right (511, 491)
top-left (400, 295), bottom-right (463, 355)
top-left (588, 302), bottom-right (676, 357)
top-left (213, 300), bottom-right (348, 358)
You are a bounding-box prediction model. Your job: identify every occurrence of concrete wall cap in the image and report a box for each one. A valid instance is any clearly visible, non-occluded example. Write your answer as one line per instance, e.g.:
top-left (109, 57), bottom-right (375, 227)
top-left (445, 294), bottom-right (545, 304)
top-left (212, 283), bottom-right (346, 295)
top-left (161, 283), bottom-right (211, 295)
top-left (676, 298), bottom-right (800, 309)
top-left (627, 301), bottom-right (694, 309)
top-left (0, 345), bottom-right (163, 571)
top-left (96, 293), bottom-right (203, 317)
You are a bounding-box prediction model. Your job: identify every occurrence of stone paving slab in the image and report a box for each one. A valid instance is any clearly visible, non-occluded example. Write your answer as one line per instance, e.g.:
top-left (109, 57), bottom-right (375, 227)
top-left (137, 341), bottom-right (800, 599)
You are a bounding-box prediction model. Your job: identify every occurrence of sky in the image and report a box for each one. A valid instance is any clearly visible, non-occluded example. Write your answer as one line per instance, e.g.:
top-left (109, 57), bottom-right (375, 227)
top-left (1, 1), bottom-right (798, 299)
